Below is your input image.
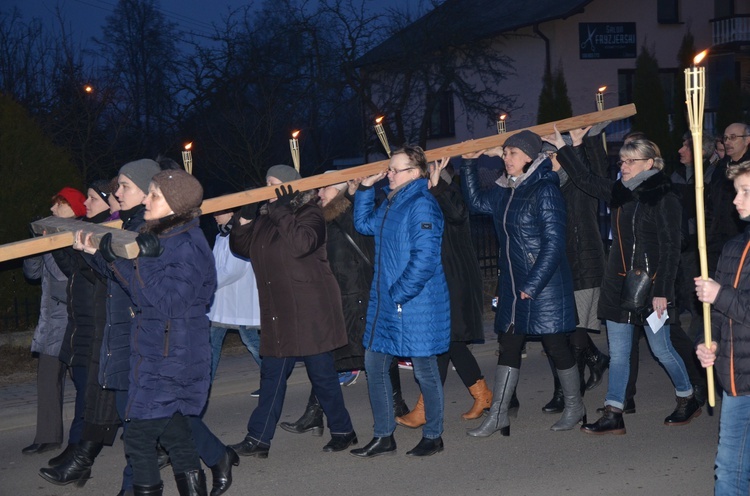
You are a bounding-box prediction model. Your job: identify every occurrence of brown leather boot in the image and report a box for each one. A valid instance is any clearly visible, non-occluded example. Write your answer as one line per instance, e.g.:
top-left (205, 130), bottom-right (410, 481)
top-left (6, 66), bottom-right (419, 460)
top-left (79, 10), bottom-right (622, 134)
top-left (462, 378), bottom-right (493, 420)
top-left (396, 395), bottom-right (425, 428)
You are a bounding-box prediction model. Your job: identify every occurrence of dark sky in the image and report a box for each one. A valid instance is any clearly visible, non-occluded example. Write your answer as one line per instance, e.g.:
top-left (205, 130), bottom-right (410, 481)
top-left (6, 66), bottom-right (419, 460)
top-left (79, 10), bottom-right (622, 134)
top-left (11, 0), bottom-right (428, 51)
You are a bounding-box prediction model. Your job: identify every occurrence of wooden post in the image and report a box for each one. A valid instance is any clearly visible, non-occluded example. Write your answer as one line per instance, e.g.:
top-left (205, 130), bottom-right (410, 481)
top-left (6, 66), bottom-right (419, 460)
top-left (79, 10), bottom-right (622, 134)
top-left (0, 104), bottom-right (636, 262)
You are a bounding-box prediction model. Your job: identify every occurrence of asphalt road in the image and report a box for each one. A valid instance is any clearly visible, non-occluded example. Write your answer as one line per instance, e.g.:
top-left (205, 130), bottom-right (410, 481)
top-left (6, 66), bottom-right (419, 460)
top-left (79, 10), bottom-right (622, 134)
top-left (0, 327), bottom-right (719, 496)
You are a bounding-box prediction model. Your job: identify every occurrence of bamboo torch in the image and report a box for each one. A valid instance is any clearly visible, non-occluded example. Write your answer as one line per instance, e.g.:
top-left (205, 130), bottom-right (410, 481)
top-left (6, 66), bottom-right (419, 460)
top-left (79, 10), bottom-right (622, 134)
top-left (290, 131), bottom-right (301, 172)
top-left (374, 116), bottom-right (391, 157)
top-left (685, 49), bottom-right (714, 407)
top-left (496, 113), bottom-right (507, 134)
top-left (182, 142), bottom-right (193, 175)
top-left (596, 86), bottom-right (608, 153)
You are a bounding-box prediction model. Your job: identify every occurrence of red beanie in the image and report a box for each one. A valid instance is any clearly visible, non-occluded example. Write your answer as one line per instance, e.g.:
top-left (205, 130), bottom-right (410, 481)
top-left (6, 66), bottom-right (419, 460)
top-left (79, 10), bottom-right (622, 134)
top-left (55, 187), bottom-right (87, 217)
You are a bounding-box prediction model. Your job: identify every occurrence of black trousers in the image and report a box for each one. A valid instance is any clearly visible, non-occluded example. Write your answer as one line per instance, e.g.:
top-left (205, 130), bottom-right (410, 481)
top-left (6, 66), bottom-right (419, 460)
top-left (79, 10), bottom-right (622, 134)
top-left (437, 341), bottom-right (483, 387)
top-left (497, 332), bottom-right (575, 370)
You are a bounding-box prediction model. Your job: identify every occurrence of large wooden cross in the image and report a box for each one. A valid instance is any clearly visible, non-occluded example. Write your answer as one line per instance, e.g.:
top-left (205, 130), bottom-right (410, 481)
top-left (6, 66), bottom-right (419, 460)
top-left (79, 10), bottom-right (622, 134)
top-left (0, 103), bottom-right (636, 262)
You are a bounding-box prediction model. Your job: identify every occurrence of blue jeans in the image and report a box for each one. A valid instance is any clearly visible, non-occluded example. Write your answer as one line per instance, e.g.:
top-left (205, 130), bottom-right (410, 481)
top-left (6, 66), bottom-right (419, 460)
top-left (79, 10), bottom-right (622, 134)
top-left (715, 393), bottom-right (750, 495)
top-left (604, 321), bottom-right (693, 409)
top-left (210, 325), bottom-right (261, 380)
top-left (365, 350), bottom-right (443, 439)
top-left (246, 352), bottom-right (353, 445)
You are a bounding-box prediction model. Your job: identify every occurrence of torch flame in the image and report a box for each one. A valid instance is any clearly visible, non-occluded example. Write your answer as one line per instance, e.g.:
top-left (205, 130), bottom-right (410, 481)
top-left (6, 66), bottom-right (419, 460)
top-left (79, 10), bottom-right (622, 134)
top-left (84, 85), bottom-right (93, 93)
top-left (292, 130), bottom-right (300, 139)
top-left (184, 142), bottom-right (192, 151)
top-left (693, 50), bottom-right (708, 66)
top-left (598, 86), bottom-right (607, 93)
top-left (375, 116), bottom-right (384, 124)
top-left (499, 114), bottom-right (507, 121)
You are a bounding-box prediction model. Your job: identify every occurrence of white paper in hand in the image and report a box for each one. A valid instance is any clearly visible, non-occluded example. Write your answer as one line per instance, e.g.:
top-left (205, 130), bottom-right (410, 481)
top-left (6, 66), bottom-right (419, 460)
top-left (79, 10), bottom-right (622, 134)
top-left (647, 309), bottom-right (669, 333)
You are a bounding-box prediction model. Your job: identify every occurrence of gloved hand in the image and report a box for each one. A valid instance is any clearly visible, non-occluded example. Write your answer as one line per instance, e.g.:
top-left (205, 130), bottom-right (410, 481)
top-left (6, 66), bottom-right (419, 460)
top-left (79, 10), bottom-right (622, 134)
top-left (136, 232), bottom-right (164, 257)
top-left (99, 233), bottom-right (119, 263)
top-left (274, 184), bottom-right (297, 207)
top-left (239, 203), bottom-right (258, 220)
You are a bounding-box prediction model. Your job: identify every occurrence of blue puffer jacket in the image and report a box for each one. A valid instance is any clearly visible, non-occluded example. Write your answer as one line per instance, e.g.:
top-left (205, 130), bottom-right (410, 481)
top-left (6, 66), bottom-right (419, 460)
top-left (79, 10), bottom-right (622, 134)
top-left (111, 216), bottom-right (216, 420)
top-left (86, 206), bottom-right (146, 391)
top-left (462, 156), bottom-right (575, 335)
top-left (353, 178), bottom-right (450, 357)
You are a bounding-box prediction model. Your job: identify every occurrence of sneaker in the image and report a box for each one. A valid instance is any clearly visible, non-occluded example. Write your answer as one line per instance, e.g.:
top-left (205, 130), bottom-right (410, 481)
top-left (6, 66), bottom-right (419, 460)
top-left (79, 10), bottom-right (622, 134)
top-left (250, 388), bottom-right (261, 398)
top-left (397, 361), bottom-right (413, 370)
top-left (339, 370), bottom-right (360, 387)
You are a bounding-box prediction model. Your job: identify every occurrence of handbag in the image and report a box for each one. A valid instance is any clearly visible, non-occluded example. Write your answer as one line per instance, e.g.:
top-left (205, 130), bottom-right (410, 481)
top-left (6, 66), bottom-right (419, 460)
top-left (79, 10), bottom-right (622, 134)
top-left (616, 205), bottom-right (655, 314)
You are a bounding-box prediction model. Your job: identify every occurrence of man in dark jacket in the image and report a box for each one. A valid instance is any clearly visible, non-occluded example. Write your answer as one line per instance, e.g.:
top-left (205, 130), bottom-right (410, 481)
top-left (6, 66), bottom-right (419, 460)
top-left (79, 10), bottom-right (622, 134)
top-left (695, 160), bottom-right (750, 495)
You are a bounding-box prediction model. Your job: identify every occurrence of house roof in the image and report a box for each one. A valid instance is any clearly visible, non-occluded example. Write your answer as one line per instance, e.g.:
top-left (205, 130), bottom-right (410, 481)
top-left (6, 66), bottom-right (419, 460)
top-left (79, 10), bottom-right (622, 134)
top-left (356, 0), bottom-right (594, 67)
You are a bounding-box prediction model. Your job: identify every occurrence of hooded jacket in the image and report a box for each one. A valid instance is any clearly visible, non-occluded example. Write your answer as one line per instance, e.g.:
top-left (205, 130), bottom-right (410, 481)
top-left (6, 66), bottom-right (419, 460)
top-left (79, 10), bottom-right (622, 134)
top-left (462, 155), bottom-right (576, 335)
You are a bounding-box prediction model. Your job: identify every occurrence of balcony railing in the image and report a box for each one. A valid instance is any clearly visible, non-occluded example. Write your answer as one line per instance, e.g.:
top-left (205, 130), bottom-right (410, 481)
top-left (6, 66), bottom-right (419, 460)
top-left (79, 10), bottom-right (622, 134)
top-left (712, 15), bottom-right (750, 46)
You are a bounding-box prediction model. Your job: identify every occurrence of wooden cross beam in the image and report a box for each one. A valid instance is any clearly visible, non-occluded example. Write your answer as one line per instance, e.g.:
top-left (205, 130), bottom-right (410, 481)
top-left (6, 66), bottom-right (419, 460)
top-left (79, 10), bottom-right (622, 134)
top-left (0, 103), bottom-right (635, 262)
top-left (30, 217), bottom-right (138, 259)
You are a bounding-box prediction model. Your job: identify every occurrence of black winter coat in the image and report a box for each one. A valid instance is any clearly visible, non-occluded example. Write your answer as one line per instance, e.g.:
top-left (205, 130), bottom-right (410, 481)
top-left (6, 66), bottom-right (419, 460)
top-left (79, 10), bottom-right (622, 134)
top-left (710, 224), bottom-right (750, 396)
top-left (86, 205), bottom-right (146, 391)
top-left (430, 178), bottom-right (484, 342)
top-left (324, 194), bottom-right (372, 371)
top-left (557, 146), bottom-right (681, 325)
top-left (556, 140), bottom-right (607, 291)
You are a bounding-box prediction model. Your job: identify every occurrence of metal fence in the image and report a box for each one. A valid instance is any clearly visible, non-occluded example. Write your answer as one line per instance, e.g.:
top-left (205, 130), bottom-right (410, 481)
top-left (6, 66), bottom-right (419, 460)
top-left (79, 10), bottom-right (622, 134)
top-left (0, 298), bottom-right (39, 332)
top-left (469, 213), bottom-right (498, 278)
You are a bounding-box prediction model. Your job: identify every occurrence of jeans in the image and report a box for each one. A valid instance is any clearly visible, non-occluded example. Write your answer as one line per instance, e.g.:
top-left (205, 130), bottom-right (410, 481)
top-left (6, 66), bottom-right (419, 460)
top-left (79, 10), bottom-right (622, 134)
top-left (715, 393), bottom-right (750, 495)
top-left (246, 352), bottom-right (353, 445)
top-left (210, 325), bottom-right (261, 380)
top-left (365, 350), bottom-right (443, 439)
top-left (124, 413), bottom-right (200, 486)
top-left (604, 321), bottom-right (693, 410)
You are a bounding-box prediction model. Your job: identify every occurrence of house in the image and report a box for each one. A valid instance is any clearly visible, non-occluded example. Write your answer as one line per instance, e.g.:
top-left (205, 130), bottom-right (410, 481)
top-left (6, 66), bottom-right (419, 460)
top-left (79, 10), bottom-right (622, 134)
top-left (357, 0), bottom-right (748, 145)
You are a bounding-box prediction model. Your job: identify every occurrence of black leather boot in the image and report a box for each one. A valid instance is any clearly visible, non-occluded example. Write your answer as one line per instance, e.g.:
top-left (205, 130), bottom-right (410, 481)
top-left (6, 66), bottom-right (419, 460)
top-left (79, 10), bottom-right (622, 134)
top-left (175, 469), bottom-right (207, 496)
top-left (38, 440), bottom-right (103, 487)
top-left (664, 395), bottom-right (702, 426)
top-left (542, 375), bottom-right (564, 414)
top-left (278, 390), bottom-right (324, 435)
top-left (208, 447), bottom-right (239, 496)
top-left (228, 435), bottom-right (270, 458)
top-left (389, 357), bottom-right (410, 418)
top-left (584, 335), bottom-right (610, 391)
top-left (572, 345), bottom-right (587, 396)
top-left (350, 435), bottom-right (397, 458)
top-left (581, 405), bottom-right (626, 435)
top-left (156, 444), bottom-right (171, 470)
top-left (48, 443), bottom-right (77, 467)
top-left (133, 482), bottom-right (163, 496)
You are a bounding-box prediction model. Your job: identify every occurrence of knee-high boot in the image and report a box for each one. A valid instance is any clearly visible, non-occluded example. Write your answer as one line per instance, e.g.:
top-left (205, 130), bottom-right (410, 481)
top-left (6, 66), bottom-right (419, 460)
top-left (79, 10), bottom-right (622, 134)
top-left (133, 482), bottom-right (163, 496)
top-left (175, 469), bottom-right (207, 496)
top-left (38, 440), bottom-right (103, 487)
top-left (389, 357), bottom-right (410, 418)
top-left (278, 389), bottom-right (323, 435)
top-left (550, 366), bottom-right (587, 431)
top-left (466, 366), bottom-right (519, 438)
top-left (584, 334), bottom-right (609, 391)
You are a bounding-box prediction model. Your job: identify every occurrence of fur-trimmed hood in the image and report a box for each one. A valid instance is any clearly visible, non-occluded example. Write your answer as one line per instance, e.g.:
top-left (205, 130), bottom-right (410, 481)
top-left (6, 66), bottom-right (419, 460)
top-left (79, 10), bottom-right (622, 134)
top-left (610, 171), bottom-right (673, 209)
top-left (259, 189), bottom-right (319, 215)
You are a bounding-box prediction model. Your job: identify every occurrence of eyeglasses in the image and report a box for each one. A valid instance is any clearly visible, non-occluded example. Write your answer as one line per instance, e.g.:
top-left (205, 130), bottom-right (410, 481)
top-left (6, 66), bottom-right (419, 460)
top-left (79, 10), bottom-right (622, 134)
top-left (617, 158), bottom-right (650, 167)
top-left (723, 134), bottom-right (749, 142)
top-left (386, 167), bottom-right (415, 175)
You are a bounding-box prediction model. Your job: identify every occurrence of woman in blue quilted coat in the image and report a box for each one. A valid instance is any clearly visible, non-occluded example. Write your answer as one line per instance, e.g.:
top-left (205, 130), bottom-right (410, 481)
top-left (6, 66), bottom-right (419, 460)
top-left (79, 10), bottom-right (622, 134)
top-left (461, 130), bottom-right (583, 438)
top-left (77, 169), bottom-right (217, 495)
top-left (352, 145), bottom-right (451, 458)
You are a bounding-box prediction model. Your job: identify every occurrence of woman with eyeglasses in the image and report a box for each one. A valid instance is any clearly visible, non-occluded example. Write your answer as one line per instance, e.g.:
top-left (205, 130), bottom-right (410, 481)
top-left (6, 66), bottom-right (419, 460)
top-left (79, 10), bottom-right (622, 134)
top-left (351, 145), bottom-right (450, 457)
top-left (547, 128), bottom-right (700, 435)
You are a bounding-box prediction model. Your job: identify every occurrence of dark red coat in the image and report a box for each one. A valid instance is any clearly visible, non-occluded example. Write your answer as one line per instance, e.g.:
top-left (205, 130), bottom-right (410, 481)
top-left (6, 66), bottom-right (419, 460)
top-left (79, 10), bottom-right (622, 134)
top-left (230, 191), bottom-right (347, 358)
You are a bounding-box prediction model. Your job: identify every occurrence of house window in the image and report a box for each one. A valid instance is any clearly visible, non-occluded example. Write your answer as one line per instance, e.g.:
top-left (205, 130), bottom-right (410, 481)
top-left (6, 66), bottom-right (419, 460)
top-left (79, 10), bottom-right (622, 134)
top-left (714, 0), bottom-right (734, 18)
top-left (618, 68), bottom-right (680, 113)
top-left (657, 0), bottom-right (679, 24)
top-left (428, 91), bottom-right (455, 138)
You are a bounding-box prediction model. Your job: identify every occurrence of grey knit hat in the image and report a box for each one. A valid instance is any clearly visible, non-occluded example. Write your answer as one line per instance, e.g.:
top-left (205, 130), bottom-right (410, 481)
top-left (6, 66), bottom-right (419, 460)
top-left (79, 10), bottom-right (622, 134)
top-left (266, 164), bottom-right (301, 183)
top-left (504, 130), bottom-right (543, 160)
top-left (118, 159), bottom-right (161, 194)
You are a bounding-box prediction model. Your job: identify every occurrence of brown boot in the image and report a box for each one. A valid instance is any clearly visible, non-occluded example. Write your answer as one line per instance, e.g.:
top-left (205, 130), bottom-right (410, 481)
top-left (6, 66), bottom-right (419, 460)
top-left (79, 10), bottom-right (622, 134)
top-left (462, 378), bottom-right (493, 420)
top-left (396, 395), bottom-right (425, 428)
